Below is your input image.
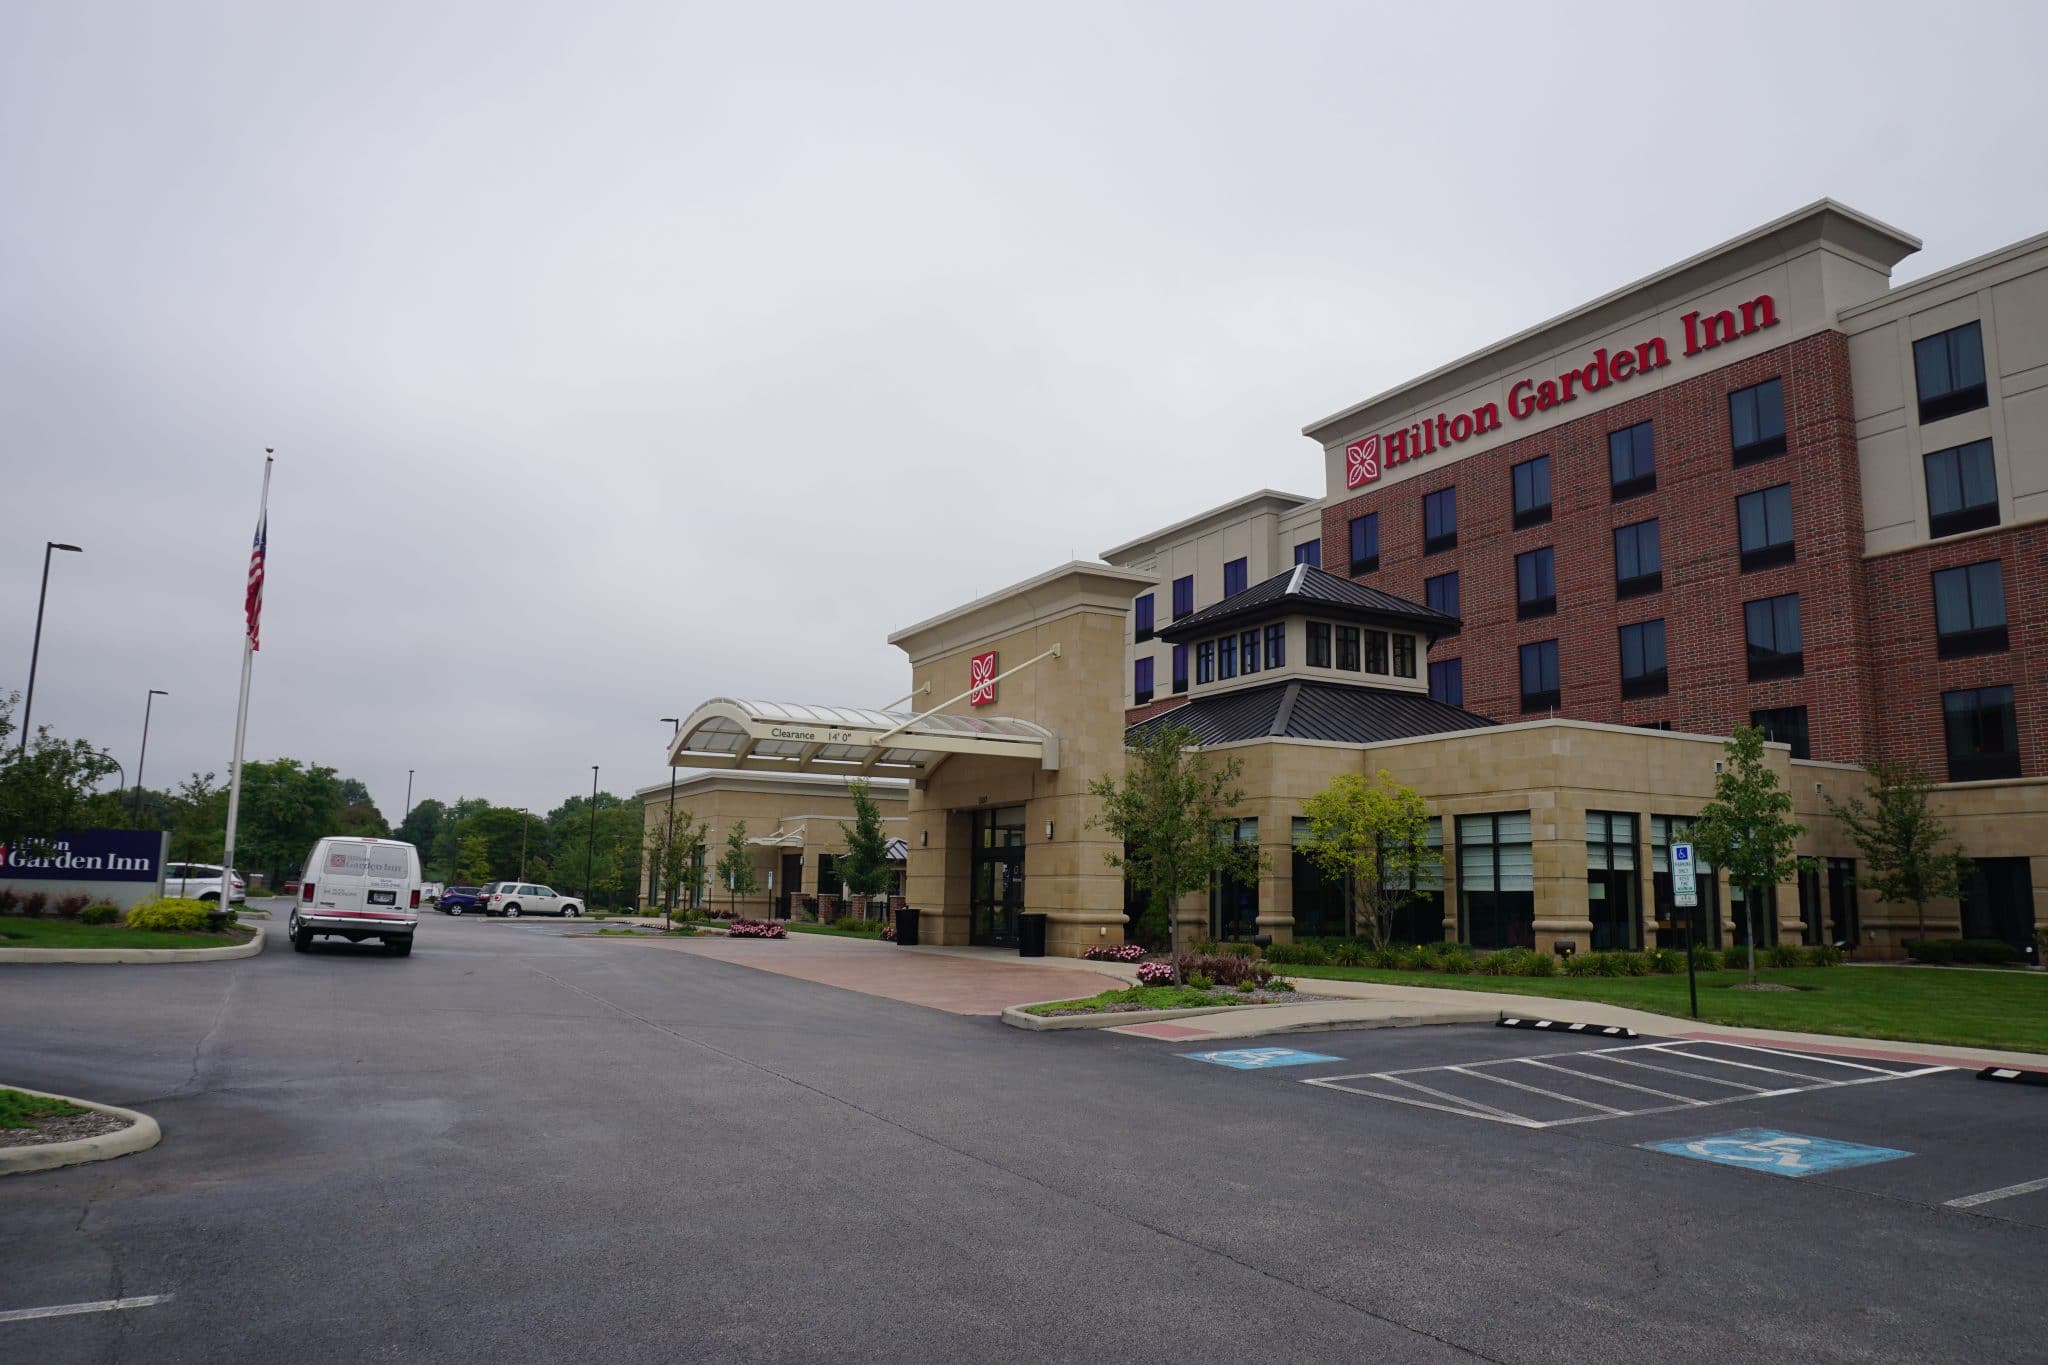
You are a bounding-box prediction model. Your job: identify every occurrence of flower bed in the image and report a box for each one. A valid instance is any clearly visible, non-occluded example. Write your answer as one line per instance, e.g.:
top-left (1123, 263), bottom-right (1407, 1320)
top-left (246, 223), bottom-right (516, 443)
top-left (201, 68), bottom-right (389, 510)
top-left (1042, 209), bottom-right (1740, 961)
top-left (726, 919), bottom-right (787, 939)
top-left (1082, 943), bottom-right (1146, 963)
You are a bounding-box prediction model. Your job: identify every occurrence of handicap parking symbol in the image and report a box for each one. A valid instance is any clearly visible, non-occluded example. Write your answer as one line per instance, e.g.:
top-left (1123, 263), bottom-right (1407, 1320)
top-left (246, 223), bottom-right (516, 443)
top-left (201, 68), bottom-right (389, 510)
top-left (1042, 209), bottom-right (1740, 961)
top-left (1640, 1127), bottom-right (1911, 1178)
top-left (1180, 1047), bottom-right (1342, 1070)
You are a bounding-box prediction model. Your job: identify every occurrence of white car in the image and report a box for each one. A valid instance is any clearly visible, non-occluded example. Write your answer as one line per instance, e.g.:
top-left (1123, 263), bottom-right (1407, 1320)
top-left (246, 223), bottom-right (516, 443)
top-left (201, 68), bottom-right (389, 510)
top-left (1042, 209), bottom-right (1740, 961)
top-left (163, 862), bottom-right (247, 904)
top-left (479, 881), bottom-right (583, 918)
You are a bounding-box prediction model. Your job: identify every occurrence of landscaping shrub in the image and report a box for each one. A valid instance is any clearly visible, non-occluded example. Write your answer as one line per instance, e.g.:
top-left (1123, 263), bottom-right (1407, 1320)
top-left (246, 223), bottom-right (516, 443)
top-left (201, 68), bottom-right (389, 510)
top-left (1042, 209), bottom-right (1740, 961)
top-left (1082, 943), bottom-right (1147, 963)
top-left (1262, 941), bottom-right (1328, 966)
top-left (54, 894), bottom-right (91, 918)
top-left (1217, 943), bottom-right (1259, 958)
top-left (1186, 972), bottom-right (1214, 990)
top-left (1645, 948), bottom-right (1685, 975)
top-left (1805, 944), bottom-right (1842, 967)
top-left (1237, 981), bottom-right (1256, 993)
top-left (1763, 943), bottom-right (1806, 969)
top-left (1476, 947), bottom-right (1537, 976)
top-left (79, 903), bottom-right (120, 925)
top-left (1178, 951), bottom-right (1274, 987)
top-left (1564, 950), bottom-right (1651, 977)
top-left (1689, 945), bottom-right (1723, 971)
top-left (1188, 938), bottom-right (1219, 957)
top-left (1523, 950), bottom-right (1559, 977)
top-left (1414, 942), bottom-right (1477, 974)
top-left (1135, 961), bottom-right (1175, 986)
top-left (1905, 938), bottom-right (2020, 966)
top-left (16, 891), bottom-right (49, 918)
top-left (124, 898), bottom-right (214, 932)
top-left (829, 916), bottom-right (883, 935)
top-left (726, 919), bottom-right (786, 939)
top-left (0, 888), bottom-right (17, 914)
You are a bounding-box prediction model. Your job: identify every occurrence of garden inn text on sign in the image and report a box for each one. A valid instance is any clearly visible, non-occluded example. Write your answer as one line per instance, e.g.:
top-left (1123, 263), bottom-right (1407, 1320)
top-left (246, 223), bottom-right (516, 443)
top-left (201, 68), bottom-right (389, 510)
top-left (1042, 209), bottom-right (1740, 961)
top-left (1344, 294), bottom-right (1781, 489)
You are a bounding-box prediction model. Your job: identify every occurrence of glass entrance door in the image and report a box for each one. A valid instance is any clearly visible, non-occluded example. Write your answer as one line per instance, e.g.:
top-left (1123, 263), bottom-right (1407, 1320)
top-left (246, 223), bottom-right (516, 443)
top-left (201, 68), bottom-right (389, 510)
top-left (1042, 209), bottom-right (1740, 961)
top-left (970, 807), bottom-right (1026, 947)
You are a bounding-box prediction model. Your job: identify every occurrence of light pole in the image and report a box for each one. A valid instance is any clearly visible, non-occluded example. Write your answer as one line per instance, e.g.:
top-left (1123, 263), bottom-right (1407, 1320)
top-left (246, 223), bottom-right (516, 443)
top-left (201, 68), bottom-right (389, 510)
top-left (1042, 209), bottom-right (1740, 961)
top-left (404, 769), bottom-right (414, 822)
top-left (660, 717), bottom-right (681, 920)
top-left (586, 765), bottom-right (599, 905)
top-left (20, 541), bottom-right (83, 755)
top-left (133, 689), bottom-right (168, 823)
top-left (517, 808), bottom-right (530, 880)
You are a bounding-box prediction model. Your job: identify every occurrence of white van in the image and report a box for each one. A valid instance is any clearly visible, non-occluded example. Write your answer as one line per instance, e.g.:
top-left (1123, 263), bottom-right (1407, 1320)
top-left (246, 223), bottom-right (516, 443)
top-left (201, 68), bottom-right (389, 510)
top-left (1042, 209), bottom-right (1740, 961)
top-left (290, 836), bottom-right (422, 956)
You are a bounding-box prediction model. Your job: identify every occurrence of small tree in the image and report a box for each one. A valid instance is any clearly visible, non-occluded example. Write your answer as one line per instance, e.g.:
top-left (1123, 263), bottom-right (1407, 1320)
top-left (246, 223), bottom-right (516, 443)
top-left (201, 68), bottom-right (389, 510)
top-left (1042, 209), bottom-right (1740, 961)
top-left (455, 833), bottom-right (491, 883)
top-left (646, 805), bottom-right (707, 922)
top-left (1824, 759), bottom-right (1970, 942)
top-left (716, 820), bottom-right (760, 917)
top-left (1088, 723), bottom-right (1264, 986)
top-left (1691, 725), bottom-right (1814, 984)
top-left (838, 779), bottom-right (893, 916)
top-left (0, 693), bottom-right (122, 852)
top-left (1298, 770), bottom-right (1438, 948)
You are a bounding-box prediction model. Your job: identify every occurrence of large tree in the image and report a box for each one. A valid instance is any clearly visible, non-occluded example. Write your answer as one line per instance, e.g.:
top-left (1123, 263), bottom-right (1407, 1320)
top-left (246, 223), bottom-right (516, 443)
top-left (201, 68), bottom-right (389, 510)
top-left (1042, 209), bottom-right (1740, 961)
top-left (234, 758), bottom-right (346, 881)
top-left (0, 693), bottom-right (121, 851)
top-left (1088, 722), bottom-right (1263, 984)
top-left (1692, 725), bottom-right (1814, 984)
top-left (1297, 769), bottom-right (1438, 948)
top-left (396, 798), bottom-right (448, 862)
top-left (837, 779), bottom-right (893, 913)
top-left (1824, 760), bottom-right (1970, 941)
top-left (715, 820), bottom-right (760, 916)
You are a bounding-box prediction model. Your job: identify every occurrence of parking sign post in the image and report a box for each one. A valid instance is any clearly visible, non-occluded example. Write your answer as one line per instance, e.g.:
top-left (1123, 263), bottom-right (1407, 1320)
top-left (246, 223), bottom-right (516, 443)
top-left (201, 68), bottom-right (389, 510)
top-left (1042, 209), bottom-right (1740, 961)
top-left (1673, 843), bottom-right (1699, 1018)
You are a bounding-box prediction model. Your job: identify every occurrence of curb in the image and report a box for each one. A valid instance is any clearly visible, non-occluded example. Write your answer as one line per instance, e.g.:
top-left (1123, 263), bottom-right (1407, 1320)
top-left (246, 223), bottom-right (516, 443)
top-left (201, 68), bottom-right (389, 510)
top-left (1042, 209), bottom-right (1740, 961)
top-left (0, 1086), bottom-right (161, 1177)
top-left (0, 927), bottom-right (264, 966)
top-left (1001, 1000), bottom-right (1268, 1032)
top-left (1979, 1065), bottom-right (2048, 1087)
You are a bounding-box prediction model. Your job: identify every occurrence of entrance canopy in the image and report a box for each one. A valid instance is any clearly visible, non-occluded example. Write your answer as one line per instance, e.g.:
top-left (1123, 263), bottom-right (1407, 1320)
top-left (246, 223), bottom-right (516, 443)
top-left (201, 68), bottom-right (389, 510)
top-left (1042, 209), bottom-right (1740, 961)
top-left (670, 698), bottom-right (1058, 777)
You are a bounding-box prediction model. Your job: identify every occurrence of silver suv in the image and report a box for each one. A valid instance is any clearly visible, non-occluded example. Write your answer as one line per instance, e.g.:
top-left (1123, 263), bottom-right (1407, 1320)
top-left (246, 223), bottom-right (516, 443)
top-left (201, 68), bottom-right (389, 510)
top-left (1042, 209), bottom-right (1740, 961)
top-left (163, 863), bottom-right (246, 904)
top-left (479, 881), bottom-right (583, 918)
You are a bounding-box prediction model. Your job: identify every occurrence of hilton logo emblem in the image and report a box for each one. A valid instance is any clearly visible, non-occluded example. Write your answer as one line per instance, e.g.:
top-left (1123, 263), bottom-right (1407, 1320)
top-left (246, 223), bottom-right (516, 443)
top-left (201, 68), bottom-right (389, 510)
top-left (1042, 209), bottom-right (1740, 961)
top-left (1345, 433), bottom-right (1380, 489)
top-left (968, 651), bottom-right (998, 707)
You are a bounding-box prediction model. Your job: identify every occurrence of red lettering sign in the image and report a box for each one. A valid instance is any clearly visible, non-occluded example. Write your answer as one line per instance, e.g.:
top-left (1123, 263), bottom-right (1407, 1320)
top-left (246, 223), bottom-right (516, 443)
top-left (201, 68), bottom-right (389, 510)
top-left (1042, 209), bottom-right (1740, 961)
top-left (968, 651), bottom-right (998, 707)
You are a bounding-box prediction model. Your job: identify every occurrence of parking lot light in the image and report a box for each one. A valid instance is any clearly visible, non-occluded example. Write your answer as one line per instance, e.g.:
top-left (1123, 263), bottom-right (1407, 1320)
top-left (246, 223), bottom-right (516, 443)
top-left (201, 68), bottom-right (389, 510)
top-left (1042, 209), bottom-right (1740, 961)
top-left (19, 540), bottom-right (83, 755)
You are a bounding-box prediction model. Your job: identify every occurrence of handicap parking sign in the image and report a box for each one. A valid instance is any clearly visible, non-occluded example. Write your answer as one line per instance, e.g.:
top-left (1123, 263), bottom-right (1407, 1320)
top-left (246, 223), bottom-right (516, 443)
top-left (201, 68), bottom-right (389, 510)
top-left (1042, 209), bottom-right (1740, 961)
top-left (1640, 1128), bottom-right (1911, 1178)
top-left (1180, 1047), bottom-right (1341, 1070)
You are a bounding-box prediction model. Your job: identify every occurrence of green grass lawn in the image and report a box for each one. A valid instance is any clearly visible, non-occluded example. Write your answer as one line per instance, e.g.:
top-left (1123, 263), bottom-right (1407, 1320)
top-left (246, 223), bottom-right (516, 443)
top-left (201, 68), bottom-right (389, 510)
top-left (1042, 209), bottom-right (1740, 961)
top-left (1024, 984), bottom-right (1286, 1016)
top-left (787, 922), bottom-right (887, 940)
top-left (1279, 963), bottom-right (2048, 1053)
top-left (0, 1088), bottom-right (87, 1128)
top-left (0, 916), bottom-right (254, 950)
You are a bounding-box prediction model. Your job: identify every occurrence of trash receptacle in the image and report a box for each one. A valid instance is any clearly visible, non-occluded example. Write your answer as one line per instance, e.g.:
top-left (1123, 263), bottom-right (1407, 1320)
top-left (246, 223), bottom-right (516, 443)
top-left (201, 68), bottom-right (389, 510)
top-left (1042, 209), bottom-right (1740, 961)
top-left (894, 905), bottom-right (920, 947)
top-left (1019, 913), bottom-right (1047, 958)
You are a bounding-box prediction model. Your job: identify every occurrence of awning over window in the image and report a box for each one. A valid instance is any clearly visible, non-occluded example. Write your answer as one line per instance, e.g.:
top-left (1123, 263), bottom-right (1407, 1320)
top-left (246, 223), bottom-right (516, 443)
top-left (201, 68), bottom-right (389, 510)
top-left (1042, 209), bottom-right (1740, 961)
top-left (669, 698), bottom-right (1058, 777)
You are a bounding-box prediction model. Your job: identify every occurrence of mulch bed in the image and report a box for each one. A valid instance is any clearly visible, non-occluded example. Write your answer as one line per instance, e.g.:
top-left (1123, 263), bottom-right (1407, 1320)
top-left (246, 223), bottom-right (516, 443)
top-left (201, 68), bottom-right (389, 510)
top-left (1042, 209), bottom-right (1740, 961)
top-left (0, 1109), bottom-right (132, 1148)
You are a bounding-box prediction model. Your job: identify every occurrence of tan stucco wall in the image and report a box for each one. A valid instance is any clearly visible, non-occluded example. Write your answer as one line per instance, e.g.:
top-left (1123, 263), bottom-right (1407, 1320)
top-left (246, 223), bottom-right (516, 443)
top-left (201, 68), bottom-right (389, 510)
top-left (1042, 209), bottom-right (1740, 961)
top-left (638, 775), bottom-right (906, 916)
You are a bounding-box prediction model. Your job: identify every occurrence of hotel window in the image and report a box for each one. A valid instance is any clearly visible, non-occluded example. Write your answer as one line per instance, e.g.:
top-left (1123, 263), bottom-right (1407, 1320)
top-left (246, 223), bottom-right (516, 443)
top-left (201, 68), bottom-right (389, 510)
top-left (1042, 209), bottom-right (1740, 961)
top-left (1943, 684), bottom-right (2019, 782)
top-left (1335, 625), bottom-right (1361, 671)
top-left (1133, 593), bottom-right (1155, 642)
top-left (1265, 622), bottom-right (1285, 669)
top-left (1172, 574), bottom-right (1194, 619)
top-left (1914, 320), bottom-right (1988, 424)
top-left (1614, 519), bottom-right (1661, 597)
top-left (1195, 640), bottom-right (1215, 684)
top-left (1240, 629), bottom-right (1262, 676)
top-left (1924, 439), bottom-right (1999, 539)
top-left (1933, 561), bottom-right (2007, 659)
top-left (1750, 705), bottom-right (1810, 760)
top-left (1428, 657), bottom-right (1463, 706)
top-left (1459, 812), bottom-right (1535, 950)
top-left (1425, 570), bottom-right (1459, 627)
top-left (1294, 540), bottom-right (1321, 568)
top-left (1652, 816), bottom-right (1720, 949)
top-left (817, 853), bottom-right (842, 896)
top-left (1737, 484), bottom-right (1796, 571)
top-left (1349, 513), bottom-right (1379, 575)
top-left (1307, 621), bottom-right (1331, 668)
top-left (1609, 420), bottom-right (1655, 500)
top-left (1365, 629), bottom-right (1389, 673)
top-left (1224, 557), bottom-right (1248, 597)
top-left (1422, 488), bottom-right (1457, 555)
top-left (1393, 633), bottom-right (1416, 679)
top-left (1744, 593), bottom-right (1803, 680)
top-left (1512, 455), bottom-right (1552, 529)
top-left (1133, 656), bottom-right (1154, 706)
top-left (1519, 639), bottom-right (1560, 712)
top-left (1217, 633), bottom-right (1237, 680)
top-left (1586, 812), bottom-right (1639, 951)
top-left (1172, 644), bottom-right (1189, 694)
top-left (1619, 619), bottom-right (1668, 699)
top-left (1515, 546), bottom-right (1556, 619)
top-left (1729, 377), bottom-right (1787, 466)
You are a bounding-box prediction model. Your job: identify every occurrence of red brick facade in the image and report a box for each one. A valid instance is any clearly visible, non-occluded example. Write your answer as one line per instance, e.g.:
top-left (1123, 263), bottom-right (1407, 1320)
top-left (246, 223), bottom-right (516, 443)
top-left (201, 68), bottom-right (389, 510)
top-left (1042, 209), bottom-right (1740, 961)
top-left (1315, 331), bottom-right (2033, 773)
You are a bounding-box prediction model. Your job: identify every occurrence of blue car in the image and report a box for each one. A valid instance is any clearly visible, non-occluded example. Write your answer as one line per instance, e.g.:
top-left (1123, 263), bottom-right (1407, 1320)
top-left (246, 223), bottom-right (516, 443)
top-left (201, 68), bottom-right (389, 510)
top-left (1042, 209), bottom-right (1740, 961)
top-left (436, 885), bottom-right (484, 915)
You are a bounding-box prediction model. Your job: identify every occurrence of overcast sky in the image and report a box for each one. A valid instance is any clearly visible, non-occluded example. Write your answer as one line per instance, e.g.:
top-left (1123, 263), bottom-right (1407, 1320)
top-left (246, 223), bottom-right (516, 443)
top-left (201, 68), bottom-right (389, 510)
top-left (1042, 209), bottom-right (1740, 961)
top-left (5, 1), bottom-right (2046, 820)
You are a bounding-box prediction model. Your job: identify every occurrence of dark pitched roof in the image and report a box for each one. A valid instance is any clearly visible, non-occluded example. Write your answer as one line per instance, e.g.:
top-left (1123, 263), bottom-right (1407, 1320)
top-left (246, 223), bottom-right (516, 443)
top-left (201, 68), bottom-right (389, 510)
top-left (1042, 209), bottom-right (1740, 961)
top-left (1125, 679), bottom-right (1496, 747)
top-left (1158, 564), bottom-right (1459, 642)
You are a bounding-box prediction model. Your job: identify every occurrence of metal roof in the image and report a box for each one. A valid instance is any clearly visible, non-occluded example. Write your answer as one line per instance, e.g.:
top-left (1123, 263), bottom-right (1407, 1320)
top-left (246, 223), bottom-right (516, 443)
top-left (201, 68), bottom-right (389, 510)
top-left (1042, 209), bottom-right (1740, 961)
top-left (1159, 563), bottom-right (1460, 642)
top-left (1126, 679), bottom-right (1495, 747)
top-left (671, 698), bottom-right (1057, 777)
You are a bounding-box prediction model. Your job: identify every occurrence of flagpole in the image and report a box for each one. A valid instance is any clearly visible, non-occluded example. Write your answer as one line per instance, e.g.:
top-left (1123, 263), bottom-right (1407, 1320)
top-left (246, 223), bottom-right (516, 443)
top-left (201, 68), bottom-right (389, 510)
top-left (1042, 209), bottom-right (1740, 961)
top-left (221, 451), bottom-right (273, 887)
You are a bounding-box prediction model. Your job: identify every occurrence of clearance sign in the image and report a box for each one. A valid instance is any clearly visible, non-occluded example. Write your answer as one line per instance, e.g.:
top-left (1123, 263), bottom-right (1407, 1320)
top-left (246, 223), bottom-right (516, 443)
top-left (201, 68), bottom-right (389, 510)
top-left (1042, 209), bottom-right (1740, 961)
top-left (1345, 294), bottom-right (1779, 489)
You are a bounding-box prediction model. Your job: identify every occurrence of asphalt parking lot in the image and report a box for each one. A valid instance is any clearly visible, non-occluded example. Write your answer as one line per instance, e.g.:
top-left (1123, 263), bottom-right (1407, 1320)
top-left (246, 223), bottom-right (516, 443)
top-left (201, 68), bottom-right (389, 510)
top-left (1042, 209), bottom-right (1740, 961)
top-left (2, 913), bottom-right (2043, 1363)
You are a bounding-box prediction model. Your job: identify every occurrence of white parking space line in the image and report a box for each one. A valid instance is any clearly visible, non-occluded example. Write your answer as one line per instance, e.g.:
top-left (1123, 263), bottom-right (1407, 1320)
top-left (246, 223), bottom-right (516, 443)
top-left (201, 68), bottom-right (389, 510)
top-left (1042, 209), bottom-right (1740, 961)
top-left (1944, 1176), bottom-right (2048, 1209)
top-left (0, 1295), bottom-right (172, 1324)
top-left (1304, 1042), bottom-right (1951, 1129)
top-left (1705, 1040), bottom-right (1905, 1075)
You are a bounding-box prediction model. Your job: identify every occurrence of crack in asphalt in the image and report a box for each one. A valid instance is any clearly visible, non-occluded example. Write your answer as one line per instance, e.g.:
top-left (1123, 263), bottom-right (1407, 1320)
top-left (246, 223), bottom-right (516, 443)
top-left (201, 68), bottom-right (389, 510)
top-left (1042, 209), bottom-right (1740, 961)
top-left (524, 962), bottom-right (1508, 1364)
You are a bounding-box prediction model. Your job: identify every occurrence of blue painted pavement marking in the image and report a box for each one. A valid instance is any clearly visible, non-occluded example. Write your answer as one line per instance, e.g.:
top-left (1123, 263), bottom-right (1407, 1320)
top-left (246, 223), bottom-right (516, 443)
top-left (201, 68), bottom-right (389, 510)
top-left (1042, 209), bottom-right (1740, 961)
top-left (1181, 1047), bottom-right (1344, 1071)
top-left (1640, 1127), bottom-right (1912, 1178)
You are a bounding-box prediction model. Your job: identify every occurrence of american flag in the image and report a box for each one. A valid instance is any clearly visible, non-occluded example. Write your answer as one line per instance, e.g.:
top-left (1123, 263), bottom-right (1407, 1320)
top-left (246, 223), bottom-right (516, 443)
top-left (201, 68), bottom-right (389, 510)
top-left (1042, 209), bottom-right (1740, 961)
top-left (245, 513), bottom-right (267, 651)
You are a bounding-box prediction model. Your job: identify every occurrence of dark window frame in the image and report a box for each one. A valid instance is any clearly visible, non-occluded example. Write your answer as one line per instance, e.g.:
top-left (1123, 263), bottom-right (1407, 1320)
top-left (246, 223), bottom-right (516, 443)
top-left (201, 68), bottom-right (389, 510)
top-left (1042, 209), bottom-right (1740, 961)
top-left (1133, 593), bottom-right (1155, 643)
top-left (1335, 625), bottom-right (1361, 672)
top-left (1933, 560), bottom-right (2009, 660)
top-left (1619, 619), bottom-right (1668, 699)
top-left (1425, 570), bottom-right (1460, 631)
top-left (1365, 629), bottom-right (1389, 674)
top-left (1609, 421), bottom-right (1656, 501)
top-left (1613, 519), bottom-right (1662, 598)
top-left (1750, 705), bottom-right (1811, 761)
top-left (1195, 640), bottom-right (1214, 685)
top-left (1519, 639), bottom-right (1560, 713)
top-left (1306, 621), bottom-right (1331, 669)
top-left (1393, 633), bottom-right (1416, 679)
top-left (1943, 684), bottom-right (2019, 782)
top-left (1264, 622), bottom-right (1285, 669)
top-left (1737, 483), bottom-right (1796, 572)
top-left (1293, 540), bottom-right (1321, 568)
top-left (1217, 633), bottom-right (1237, 680)
top-left (1512, 455), bottom-right (1552, 529)
top-left (1744, 593), bottom-right (1804, 680)
top-left (1924, 439), bottom-right (2000, 539)
top-left (1223, 557), bottom-right (1248, 598)
top-left (1422, 488), bottom-right (1457, 556)
top-left (1429, 657), bottom-right (1464, 707)
top-left (1171, 644), bottom-right (1189, 695)
top-left (1240, 628), bottom-right (1262, 676)
top-left (1515, 546), bottom-right (1556, 620)
top-left (1729, 377), bottom-right (1787, 466)
top-left (1133, 656), bottom-right (1154, 706)
top-left (1349, 514), bottom-right (1379, 576)
top-left (1914, 321), bottom-right (1989, 425)
top-left (1172, 575), bottom-right (1194, 620)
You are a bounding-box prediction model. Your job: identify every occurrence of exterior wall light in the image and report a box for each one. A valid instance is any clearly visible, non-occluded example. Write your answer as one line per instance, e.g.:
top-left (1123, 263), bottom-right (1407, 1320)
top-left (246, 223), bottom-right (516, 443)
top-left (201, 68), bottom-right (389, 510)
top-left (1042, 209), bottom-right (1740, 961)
top-left (1044, 820), bottom-right (1055, 840)
top-left (920, 830), bottom-right (928, 847)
